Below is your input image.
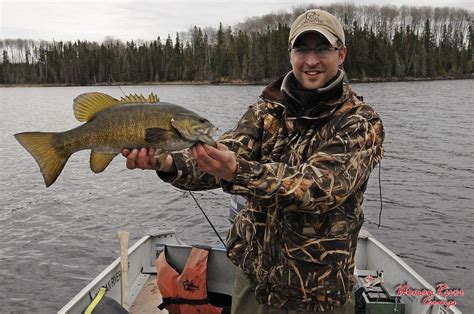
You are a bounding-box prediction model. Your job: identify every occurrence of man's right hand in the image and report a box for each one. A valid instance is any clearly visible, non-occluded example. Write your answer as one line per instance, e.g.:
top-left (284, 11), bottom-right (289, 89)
top-left (122, 147), bottom-right (174, 172)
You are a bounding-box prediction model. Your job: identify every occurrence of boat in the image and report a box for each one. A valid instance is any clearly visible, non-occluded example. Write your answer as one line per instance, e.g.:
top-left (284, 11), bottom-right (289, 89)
top-left (59, 227), bottom-right (462, 313)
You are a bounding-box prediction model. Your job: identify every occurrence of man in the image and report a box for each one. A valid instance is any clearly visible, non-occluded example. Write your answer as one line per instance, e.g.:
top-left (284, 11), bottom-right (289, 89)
top-left (123, 8), bottom-right (384, 313)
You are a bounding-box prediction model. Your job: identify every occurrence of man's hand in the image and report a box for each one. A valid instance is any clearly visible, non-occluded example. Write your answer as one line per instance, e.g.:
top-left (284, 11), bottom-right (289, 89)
top-left (122, 147), bottom-right (173, 172)
top-left (191, 143), bottom-right (237, 182)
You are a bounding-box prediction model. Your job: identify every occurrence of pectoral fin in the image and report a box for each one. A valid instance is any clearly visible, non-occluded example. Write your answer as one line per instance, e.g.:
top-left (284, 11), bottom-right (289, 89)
top-left (145, 128), bottom-right (174, 144)
top-left (90, 151), bottom-right (117, 173)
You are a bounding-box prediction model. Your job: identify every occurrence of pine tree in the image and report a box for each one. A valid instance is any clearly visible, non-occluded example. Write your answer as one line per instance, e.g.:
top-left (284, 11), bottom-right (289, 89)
top-left (0, 4), bottom-right (471, 84)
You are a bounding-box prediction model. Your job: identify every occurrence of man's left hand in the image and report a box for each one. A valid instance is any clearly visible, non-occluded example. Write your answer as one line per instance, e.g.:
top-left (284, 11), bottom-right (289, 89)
top-left (191, 143), bottom-right (237, 182)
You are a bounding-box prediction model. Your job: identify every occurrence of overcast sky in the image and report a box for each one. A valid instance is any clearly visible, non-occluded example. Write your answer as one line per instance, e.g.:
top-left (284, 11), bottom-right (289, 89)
top-left (1, 0), bottom-right (472, 42)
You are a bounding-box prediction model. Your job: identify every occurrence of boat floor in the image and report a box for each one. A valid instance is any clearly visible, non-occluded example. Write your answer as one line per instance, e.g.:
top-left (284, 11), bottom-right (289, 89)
top-left (129, 275), bottom-right (166, 314)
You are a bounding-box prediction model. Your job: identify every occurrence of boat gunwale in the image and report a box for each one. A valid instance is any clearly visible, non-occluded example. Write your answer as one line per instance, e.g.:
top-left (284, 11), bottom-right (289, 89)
top-left (358, 231), bottom-right (462, 314)
top-left (59, 229), bottom-right (463, 314)
top-left (59, 228), bottom-right (180, 313)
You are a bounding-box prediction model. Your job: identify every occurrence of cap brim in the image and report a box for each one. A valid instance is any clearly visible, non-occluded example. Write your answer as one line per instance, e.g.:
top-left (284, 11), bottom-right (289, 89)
top-left (290, 27), bottom-right (339, 48)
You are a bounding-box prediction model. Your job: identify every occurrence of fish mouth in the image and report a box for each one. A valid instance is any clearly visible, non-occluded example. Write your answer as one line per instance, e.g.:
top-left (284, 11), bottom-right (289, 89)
top-left (199, 136), bottom-right (217, 147)
top-left (198, 127), bottom-right (218, 147)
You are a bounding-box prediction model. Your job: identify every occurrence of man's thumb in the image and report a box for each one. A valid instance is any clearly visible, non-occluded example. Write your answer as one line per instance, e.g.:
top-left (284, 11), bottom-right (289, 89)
top-left (216, 143), bottom-right (228, 151)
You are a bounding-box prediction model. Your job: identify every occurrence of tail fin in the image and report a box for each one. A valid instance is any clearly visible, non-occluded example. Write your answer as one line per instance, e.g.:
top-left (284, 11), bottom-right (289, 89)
top-left (14, 132), bottom-right (70, 187)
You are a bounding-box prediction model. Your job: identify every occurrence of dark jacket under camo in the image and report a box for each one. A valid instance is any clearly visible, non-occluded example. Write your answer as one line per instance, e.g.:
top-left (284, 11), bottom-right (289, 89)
top-left (159, 71), bottom-right (384, 311)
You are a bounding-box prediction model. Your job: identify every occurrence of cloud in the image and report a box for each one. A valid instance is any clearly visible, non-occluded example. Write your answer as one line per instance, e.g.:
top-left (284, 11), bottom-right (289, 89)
top-left (1, 0), bottom-right (472, 42)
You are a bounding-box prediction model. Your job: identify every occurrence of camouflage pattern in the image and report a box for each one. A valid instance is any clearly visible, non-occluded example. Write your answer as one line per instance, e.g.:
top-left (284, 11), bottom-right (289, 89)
top-left (159, 72), bottom-right (384, 311)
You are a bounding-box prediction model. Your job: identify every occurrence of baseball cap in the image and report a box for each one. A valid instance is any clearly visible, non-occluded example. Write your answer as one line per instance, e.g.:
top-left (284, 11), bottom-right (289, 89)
top-left (289, 9), bottom-right (345, 48)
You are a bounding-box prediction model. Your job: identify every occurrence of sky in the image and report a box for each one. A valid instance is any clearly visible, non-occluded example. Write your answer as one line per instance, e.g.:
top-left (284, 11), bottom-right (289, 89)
top-left (1, 0), bottom-right (473, 43)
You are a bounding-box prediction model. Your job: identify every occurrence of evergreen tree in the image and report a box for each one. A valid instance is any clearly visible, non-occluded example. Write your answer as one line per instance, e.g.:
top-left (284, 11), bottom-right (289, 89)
top-left (423, 19), bottom-right (436, 76)
top-left (0, 4), bottom-right (471, 85)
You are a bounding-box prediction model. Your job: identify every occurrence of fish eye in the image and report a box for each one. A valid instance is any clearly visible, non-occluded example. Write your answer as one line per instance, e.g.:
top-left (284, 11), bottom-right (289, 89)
top-left (198, 118), bottom-right (207, 123)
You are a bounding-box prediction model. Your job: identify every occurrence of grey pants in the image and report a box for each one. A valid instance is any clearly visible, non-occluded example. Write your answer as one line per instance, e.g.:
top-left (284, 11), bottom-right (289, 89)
top-left (231, 269), bottom-right (355, 314)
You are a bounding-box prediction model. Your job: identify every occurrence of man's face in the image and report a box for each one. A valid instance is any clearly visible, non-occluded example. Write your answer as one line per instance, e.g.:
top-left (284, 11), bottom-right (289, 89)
top-left (290, 32), bottom-right (346, 90)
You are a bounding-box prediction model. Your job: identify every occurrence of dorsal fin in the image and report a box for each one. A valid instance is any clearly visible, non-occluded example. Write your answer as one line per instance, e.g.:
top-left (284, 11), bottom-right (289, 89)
top-left (148, 92), bottom-right (160, 103)
top-left (73, 92), bottom-right (160, 122)
top-left (120, 92), bottom-right (160, 104)
top-left (73, 92), bottom-right (121, 122)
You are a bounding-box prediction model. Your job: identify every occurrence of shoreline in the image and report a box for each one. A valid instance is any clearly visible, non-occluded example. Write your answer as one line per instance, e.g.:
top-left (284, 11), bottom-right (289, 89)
top-left (1, 75), bottom-right (472, 88)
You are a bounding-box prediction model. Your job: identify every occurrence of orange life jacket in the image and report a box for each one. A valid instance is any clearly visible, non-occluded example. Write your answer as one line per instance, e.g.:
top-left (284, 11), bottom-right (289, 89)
top-left (156, 246), bottom-right (222, 314)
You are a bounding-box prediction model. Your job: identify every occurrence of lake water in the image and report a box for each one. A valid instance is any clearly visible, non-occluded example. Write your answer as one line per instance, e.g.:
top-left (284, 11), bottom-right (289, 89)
top-left (1, 80), bottom-right (472, 312)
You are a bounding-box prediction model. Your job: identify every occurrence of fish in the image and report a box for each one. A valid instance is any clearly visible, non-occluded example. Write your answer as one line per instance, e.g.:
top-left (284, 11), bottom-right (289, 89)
top-left (14, 92), bottom-right (217, 187)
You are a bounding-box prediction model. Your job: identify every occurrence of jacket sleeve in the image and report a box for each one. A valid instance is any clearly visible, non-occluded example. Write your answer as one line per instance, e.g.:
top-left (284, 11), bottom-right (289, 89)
top-left (221, 104), bottom-right (385, 214)
top-left (157, 103), bottom-right (263, 191)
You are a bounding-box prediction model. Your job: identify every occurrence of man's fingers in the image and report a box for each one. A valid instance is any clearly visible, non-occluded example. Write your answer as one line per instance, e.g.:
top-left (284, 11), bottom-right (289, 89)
top-left (149, 147), bottom-right (156, 156)
top-left (137, 148), bottom-right (150, 169)
top-left (216, 143), bottom-right (228, 151)
top-left (122, 148), bottom-right (130, 157)
top-left (203, 144), bottom-right (235, 165)
top-left (124, 147), bottom-right (162, 170)
top-left (192, 143), bottom-right (205, 160)
top-left (203, 144), bottom-right (227, 160)
top-left (189, 143), bottom-right (236, 181)
top-left (126, 149), bottom-right (139, 169)
top-left (194, 143), bottom-right (217, 168)
top-left (148, 147), bottom-right (157, 168)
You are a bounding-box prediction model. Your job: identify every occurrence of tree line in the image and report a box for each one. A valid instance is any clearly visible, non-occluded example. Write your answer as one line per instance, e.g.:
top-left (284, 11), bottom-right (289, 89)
top-left (0, 4), bottom-right (472, 85)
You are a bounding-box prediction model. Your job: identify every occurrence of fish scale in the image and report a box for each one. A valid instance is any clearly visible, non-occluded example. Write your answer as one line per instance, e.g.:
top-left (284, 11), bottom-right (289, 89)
top-left (14, 92), bottom-right (216, 187)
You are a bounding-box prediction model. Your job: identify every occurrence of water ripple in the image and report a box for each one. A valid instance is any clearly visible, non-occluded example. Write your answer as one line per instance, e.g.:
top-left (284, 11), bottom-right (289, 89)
top-left (1, 81), bottom-right (472, 312)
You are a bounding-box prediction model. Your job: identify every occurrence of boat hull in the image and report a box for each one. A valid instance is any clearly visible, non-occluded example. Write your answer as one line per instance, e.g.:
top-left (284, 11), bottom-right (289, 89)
top-left (59, 228), bottom-right (461, 314)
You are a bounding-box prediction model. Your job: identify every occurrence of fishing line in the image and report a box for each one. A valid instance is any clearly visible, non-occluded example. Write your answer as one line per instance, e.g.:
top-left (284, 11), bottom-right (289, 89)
top-left (377, 161), bottom-right (383, 228)
top-left (188, 191), bottom-right (226, 248)
top-left (110, 79), bottom-right (225, 247)
top-left (109, 74), bottom-right (127, 97)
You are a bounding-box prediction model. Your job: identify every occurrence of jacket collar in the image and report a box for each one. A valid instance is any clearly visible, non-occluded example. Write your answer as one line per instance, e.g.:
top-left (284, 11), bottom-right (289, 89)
top-left (260, 69), bottom-right (353, 119)
top-left (281, 69), bottom-right (344, 104)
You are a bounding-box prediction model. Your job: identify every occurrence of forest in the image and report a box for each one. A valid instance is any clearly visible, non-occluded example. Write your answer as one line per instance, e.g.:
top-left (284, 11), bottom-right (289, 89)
top-left (0, 4), bottom-right (472, 85)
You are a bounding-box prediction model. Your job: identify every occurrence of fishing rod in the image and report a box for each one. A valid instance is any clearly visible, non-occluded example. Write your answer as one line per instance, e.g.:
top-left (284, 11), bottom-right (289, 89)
top-left (109, 76), bottom-right (226, 248)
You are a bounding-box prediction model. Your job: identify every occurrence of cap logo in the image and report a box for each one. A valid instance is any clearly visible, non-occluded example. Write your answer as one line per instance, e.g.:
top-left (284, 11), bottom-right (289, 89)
top-left (304, 11), bottom-right (322, 25)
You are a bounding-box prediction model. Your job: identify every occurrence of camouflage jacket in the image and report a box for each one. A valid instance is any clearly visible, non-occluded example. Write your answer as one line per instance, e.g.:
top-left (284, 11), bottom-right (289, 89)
top-left (159, 71), bottom-right (384, 311)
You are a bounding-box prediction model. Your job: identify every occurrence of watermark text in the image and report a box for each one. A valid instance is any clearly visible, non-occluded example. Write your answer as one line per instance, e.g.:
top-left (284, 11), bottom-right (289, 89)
top-left (396, 283), bottom-right (464, 309)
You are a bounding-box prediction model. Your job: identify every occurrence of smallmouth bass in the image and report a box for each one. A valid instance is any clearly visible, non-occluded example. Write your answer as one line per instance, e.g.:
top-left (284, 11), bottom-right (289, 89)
top-left (14, 92), bottom-right (216, 187)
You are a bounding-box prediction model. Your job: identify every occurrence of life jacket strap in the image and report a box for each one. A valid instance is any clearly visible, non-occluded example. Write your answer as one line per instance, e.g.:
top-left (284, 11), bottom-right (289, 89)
top-left (84, 287), bottom-right (107, 314)
top-left (158, 297), bottom-right (210, 310)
